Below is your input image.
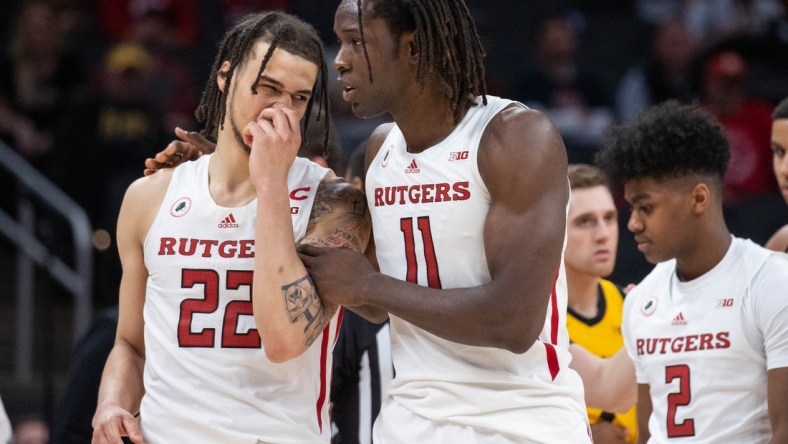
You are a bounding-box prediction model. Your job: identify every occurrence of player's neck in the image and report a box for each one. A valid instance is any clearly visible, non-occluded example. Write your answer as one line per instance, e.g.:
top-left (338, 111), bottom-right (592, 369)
top-left (392, 85), bottom-right (466, 154)
top-left (674, 225), bottom-right (732, 282)
top-left (566, 270), bottom-right (600, 318)
top-left (208, 134), bottom-right (257, 207)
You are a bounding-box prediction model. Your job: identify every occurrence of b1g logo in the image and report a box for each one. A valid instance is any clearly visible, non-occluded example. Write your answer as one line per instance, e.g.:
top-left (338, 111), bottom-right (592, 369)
top-left (716, 298), bottom-right (734, 308)
top-left (449, 151), bottom-right (469, 161)
top-left (641, 297), bottom-right (658, 316)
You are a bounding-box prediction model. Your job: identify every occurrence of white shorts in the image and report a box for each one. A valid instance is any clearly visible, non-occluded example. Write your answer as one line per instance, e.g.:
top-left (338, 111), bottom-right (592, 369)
top-left (373, 397), bottom-right (592, 444)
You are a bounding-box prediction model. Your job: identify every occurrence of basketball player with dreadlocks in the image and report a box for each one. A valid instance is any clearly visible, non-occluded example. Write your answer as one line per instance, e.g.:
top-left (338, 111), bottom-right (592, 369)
top-left (296, 0), bottom-right (590, 442)
top-left (91, 11), bottom-right (369, 444)
top-left (147, 1), bottom-right (589, 441)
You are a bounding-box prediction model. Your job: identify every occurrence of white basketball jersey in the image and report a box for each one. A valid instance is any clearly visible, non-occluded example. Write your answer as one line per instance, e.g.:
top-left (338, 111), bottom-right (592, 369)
top-left (365, 96), bottom-right (588, 440)
top-left (141, 154), bottom-right (340, 443)
top-left (623, 237), bottom-right (788, 443)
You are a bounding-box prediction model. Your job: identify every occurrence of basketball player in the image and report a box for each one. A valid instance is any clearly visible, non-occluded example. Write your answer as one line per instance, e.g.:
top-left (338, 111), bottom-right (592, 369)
top-left (766, 97), bottom-right (788, 252)
top-left (91, 12), bottom-right (369, 444)
top-left (565, 164), bottom-right (636, 443)
top-left (298, 0), bottom-right (590, 442)
top-left (594, 101), bottom-right (788, 443)
top-left (146, 1), bottom-right (589, 441)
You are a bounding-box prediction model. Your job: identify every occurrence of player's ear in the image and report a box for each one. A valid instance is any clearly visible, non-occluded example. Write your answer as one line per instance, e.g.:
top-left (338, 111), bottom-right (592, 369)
top-left (401, 31), bottom-right (418, 63)
top-left (690, 182), bottom-right (712, 214)
top-left (217, 61), bottom-right (231, 93)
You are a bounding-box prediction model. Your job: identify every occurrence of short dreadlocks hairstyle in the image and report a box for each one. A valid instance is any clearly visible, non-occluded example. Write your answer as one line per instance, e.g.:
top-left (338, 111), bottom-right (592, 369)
top-left (356, 0), bottom-right (487, 124)
top-left (774, 97), bottom-right (788, 120)
top-left (195, 11), bottom-right (330, 151)
top-left (595, 101), bottom-right (730, 190)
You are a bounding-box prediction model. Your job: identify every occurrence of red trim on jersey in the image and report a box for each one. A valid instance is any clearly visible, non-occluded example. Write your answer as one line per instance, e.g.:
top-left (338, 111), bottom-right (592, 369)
top-left (316, 325), bottom-right (331, 432)
top-left (544, 271), bottom-right (560, 380)
top-left (333, 307), bottom-right (344, 346)
top-left (543, 343), bottom-right (560, 380)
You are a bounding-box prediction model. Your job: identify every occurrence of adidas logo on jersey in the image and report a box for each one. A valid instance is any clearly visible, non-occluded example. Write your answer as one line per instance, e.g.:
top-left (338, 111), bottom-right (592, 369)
top-left (218, 213), bottom-right (239, 229)
top-left (405, 159), bottom-right (420, 174)
top-left (671, 312), bottom-right (687, 326)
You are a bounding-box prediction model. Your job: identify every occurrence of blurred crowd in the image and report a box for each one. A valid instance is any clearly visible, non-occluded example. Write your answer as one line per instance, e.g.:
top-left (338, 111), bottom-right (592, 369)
top-left (1, 0), bottom-right (787, 440)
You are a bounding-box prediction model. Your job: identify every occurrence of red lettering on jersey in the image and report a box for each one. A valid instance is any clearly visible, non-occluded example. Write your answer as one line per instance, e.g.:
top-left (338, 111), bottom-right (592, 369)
top-left (199, 239), bottom-right (218, 257)
top-left (435, 183), bottom-right (451, 202)
top-left (178, 238), bottom-right (198, 256)
top-left (158, 237), bottom-right (256, 258)
top-left (238, 240), bottom-right (255, 258)
top-left (422, 183), bottom-right (435, 203)
top-left (159, 237), bottom-right (176, 255)
top-left (715, 332), bottom-right (730, 349)
top-left (636, 332), bottom-right (732, 355)
top-left (659, 337), bottom-right (671, 354)
top-left (290, 207), bottom-right (300, 214)
top-left (290, 187), bottom-right (311, 201)
top-left (374, 188), bottom-right (384, 206)
top-left (699, 333), bottom-right (714, 350)
top-left (452, 182), bottom-right (471, 200)
top-left (396, 185), bottom-right (408, 205)
top-left (218, 241), bottom-right (238, 258)
top-left (685, 334), bottom-right (698, 352)
top-left (408, 185), bottom-right (420, 203)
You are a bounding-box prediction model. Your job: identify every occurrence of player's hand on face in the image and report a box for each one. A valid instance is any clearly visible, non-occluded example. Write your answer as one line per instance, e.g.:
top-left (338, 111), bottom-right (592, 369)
top-left (91, 405), bottom-right (143, 444)
top-left (243, 105), bottom-right (302, 186)
top-left (297, 245), bottom-right (373, 306)
top-left (590, 421), bottom-right (630, 444)
top-left (143, 127), bottom-right (215, 176)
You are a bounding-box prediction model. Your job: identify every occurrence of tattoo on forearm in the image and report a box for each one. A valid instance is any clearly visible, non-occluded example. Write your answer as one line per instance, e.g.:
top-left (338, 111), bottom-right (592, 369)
top-left (281, 275), bottom-right (330, 346)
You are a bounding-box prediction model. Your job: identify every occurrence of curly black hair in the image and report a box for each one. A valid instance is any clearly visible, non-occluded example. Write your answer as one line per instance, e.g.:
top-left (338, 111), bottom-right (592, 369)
top-left (774, 96), bottom-right (788, 120)
top-left (595, 101), bottom-right (730, 189)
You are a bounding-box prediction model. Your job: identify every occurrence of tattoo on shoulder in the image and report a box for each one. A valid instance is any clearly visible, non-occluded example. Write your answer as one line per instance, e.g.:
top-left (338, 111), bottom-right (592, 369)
top-left (281, 274), bottom-right (333, 346)
top-left (307, 180), bottom-right (370, 252)
top-left (311, 180), bottom-right (368, 221)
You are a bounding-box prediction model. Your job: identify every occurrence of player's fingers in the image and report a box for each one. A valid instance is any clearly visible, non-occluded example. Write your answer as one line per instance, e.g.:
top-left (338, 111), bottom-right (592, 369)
top-left (176, 127), bottom-right (213, 154)
top-left (296, 244), bottom-right (322, 257)
top-left (123, 415), bottom-right (144, 443)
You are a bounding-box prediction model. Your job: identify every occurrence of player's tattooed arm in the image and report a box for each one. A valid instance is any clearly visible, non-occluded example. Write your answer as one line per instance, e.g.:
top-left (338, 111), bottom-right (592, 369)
top-left (301, 177), bottom-right (370, 254)
top-left (281, 275), bottom-right (335, 346)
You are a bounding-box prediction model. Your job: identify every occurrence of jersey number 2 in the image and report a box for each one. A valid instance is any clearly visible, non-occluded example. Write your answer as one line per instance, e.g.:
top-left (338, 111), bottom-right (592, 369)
top-left (178, 269), bottom-right (261, 349)
top-left (400, 217), bottom-right (442, 288)
top-left (666, 364), bottom-right (695, 438)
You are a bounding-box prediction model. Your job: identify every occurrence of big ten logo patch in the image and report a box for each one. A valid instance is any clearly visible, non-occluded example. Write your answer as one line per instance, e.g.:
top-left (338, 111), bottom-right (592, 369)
top-left (449, 150), bottom-right (469, 161)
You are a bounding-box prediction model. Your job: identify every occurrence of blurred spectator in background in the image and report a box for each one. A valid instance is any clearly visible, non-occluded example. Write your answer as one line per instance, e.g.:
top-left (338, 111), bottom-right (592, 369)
top-left (221, 0), bottom-right (294, 30)
top-left (766, 96), bottom-right (788, 252)
top-left (700, 50), bottom-right (774, 204)
top-left (97, 0), bottom-right (200, 48)
top-left (52, 42), bottom-right (168, 307)
top-left (97, 0), bottom-right (200, 131)
top-left (616, 18), bottom-right (698, 123)
top-left (0, 1), bottom-right (85, 170)
top-left (698, 49), bottom-right (788, 244)
top-left (516, 12), bottom-right (614, 165)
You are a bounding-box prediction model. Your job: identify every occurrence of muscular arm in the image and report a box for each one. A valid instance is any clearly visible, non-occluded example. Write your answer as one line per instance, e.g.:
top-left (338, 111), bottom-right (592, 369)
top-left (254, 174), bottom-right (370, 362)
top-left (569, 345), bottom-right (637, 412)
top-left (768, 367), bottom-right (788, 443)
top-left (92, 172), bottom-right (170, 443)
top-left (357, 107), bottom-right (567, 352)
